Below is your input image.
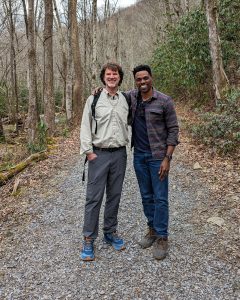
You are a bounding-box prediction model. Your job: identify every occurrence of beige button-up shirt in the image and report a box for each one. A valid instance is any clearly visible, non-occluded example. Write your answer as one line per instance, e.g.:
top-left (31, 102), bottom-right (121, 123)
top-left (80, 89), bottom-right (129, 155)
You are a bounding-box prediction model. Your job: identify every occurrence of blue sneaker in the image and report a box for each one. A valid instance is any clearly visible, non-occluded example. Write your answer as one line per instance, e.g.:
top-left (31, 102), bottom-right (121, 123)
top-left (104, 232), bottom-right (126, 251)
top-left (80, 237), bottom-right (95, 261)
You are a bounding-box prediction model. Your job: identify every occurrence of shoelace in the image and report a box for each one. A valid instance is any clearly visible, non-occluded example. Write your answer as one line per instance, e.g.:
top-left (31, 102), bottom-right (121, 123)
top-left (84, 240), bottom-right (93, 250)
top-left (112, 233), bottom-right (122, 242)
top-left (146, 231), bottom-right (156, 238)
top-left (156, 237), bottom-right (167, 244)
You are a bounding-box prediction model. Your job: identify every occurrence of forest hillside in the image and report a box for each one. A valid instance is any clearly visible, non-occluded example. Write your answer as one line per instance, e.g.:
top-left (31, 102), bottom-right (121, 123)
top-left (0, 1), bottom-right (239, 298)
top-left (0, 0), bottom-right (239, 195)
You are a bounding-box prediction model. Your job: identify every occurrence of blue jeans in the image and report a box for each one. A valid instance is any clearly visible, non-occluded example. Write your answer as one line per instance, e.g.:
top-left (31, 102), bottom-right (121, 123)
top-left (133, 150), bottom-right (169, 237)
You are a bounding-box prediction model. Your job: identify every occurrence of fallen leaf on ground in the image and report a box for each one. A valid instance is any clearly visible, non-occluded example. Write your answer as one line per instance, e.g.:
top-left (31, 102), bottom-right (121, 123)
top-left (193, 162), bottom-right (202, 170)
top-left (207, 216), bottom-right (225, 227)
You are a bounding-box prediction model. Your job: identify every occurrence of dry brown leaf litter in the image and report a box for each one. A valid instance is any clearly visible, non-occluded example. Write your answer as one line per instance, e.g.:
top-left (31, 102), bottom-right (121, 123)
top-left (0, 108), bottom-right (239, 261)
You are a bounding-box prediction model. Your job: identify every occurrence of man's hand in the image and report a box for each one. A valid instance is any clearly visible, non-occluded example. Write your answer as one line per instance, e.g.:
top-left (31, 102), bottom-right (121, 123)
top-left (158, 158), bottom-right (170, 181)
top-left (92, 87), bottom-right (103, 96)
top-left (87, 153), bottom-right (97, 161)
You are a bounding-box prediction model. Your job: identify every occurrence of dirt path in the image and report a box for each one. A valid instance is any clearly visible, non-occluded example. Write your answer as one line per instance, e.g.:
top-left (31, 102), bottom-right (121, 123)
top-left (0, 128), bottom-right (239, 299)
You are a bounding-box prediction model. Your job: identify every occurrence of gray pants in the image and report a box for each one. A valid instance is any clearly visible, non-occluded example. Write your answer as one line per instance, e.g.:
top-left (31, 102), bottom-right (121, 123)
top-left (83, 147), bottom-right (127, 239)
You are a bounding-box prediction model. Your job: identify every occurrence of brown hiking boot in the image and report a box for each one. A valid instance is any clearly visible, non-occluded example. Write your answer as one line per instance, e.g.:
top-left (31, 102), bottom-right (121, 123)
top-left (138, 227), bottom-right (157, 249)
top-left (152, 237), bottom-right (168, 260)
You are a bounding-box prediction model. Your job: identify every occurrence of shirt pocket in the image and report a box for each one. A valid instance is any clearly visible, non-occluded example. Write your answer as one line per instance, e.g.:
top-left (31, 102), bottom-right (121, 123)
top-left (149, 108), bottom-right (164, 122)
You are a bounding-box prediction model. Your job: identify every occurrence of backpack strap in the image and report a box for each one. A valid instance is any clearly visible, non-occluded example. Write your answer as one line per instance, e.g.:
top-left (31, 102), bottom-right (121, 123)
top-left (122, 92), bottom-right (132, 125)
top-left (91, 91), bottom-right (101, 134)
top-left (82, 155), bottom-right (88, 182)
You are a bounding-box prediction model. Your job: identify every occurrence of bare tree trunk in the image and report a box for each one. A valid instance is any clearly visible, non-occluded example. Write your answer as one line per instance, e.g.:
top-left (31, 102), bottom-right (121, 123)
top-left (22, 0), bottom-right (28, 38)
top-left (102, 0), bottom-right (110, 61)
top-left (91, 0), bottom-right (97, 88)
top-left (71, 0), bottom-right (83, 125)
top-left (205, 0), bottom-right (229, 101)
top-left (114, 14), bottom-right (119, 61)
top-left (83, 0), bottom-right (87, 94)
top-left (185, 0), bottom-right (190, 12)
top-left (35, 0), bottom-right (44, 114)
top-left (173, 0), bottom-right (183, 18)
top-left (65, 60), bottom-right (73, 123)
top-left (104, 0), bottom-right (110, 19)
top-left (25, 0), bottom-right (39, 144)
top-left (43, 0), bottom-right (55, 135)
top-left (65, 0), bottom-right (73, 124)
top-left (3, 0), bottom-right (19, 128)
top-left (53, 0), bottom-right (67, 111)
top-left (36, 0), bottom-right (43, 34)
top-left (164, 0), bottom-right (172, 27)
top-left (9, 0), bottom-right (19, 134)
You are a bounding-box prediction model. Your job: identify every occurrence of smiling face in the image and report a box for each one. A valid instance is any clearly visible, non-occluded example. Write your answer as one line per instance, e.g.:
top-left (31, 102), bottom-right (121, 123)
top-left (134, 70), bottom-right (153, 95)
top-left (103, 68), bottom-right (121, 90)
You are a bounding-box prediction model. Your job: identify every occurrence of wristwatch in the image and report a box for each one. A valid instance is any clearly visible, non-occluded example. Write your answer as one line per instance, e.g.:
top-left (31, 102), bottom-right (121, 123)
top-left (165, 154), bottom-right (172, 161)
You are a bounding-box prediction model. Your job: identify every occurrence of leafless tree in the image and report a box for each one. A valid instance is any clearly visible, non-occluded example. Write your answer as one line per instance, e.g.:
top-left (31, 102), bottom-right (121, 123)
top-left (43, 0), bottom-right (55, 135)
top-left (1, 0), bottom-right (233, 145)
top-left (66, 0), bottom-right (73, 125)
top-left (24, 0), bottom-right (39, 144)
top-left (65, 0), bottom-right (73, 124)
top-left (185, 0), bottom-right (190, 12)
top-left (91, 0), bottom-right (97, 87)
top-left (164, 0), bottom-right (172, 27)
top-left (53, 0), bottom-right (67, 110)
top-left (205, 0), bottom-right (229, 101)
top-left (3, 0), bottom-right (19, 131)
top-left (71, 0), bottom-right (83, 124)
top-left (173, 0), bottom-right (183, 19)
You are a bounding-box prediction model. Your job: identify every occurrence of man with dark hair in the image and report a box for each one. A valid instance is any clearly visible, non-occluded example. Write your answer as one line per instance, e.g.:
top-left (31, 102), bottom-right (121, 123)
top-left (100, 62), bottom-right (124, 86)
top-left (79, 62), bottom-right (129, 261)
top-left (129, 64), bottom-right (179, 260)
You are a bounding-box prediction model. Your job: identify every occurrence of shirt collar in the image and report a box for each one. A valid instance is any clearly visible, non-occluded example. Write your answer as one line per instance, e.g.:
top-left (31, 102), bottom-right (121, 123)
top-left (103, 88), bottom-right (120, 97)
top-left (137, 88), bottom-right (157, 101)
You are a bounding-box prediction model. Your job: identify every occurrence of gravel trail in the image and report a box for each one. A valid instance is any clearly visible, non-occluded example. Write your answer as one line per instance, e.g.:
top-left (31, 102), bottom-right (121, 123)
top-left (0, 147), bottom-right (239, 300)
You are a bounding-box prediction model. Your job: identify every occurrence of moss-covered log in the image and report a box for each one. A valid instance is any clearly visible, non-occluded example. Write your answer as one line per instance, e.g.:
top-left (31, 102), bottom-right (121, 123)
top-left (0, 151), bottom-right (48, 186)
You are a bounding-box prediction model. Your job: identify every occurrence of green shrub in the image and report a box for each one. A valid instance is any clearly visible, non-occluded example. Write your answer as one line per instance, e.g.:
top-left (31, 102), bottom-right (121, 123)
top-left (189, 89), bottom-right (240, 155)
top-left (55, 89), bottom-right (63, 111)
top-left (151, 1), bottom-right (240, 103)
top-left (0, 136), bottom-right (5, 143)
top-left (152, 10), bottom-right (211, 101)
top-left (62, 126), bottom-right (70, 138)
top-left (219, 0), bottom-right (240, 71)
top-left (0, 85), bottom-right (8, 117)
top-left (27, 120), bottom-right (48, 153)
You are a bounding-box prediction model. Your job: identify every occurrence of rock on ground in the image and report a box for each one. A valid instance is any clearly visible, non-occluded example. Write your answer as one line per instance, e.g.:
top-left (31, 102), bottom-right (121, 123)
top-left (0, 147), bottom-right (239, 300)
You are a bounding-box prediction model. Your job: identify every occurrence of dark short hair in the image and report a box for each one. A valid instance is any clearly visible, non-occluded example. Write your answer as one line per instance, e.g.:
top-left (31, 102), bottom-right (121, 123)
top-left (132, 64), bottom-right (152, 77)
top-left (100, 62), bottom-right (124, 86)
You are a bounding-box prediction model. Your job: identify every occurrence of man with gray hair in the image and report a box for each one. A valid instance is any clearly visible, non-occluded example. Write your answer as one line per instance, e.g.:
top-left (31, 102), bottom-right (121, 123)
top-left (80, 62), bottom-right (129, 261)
